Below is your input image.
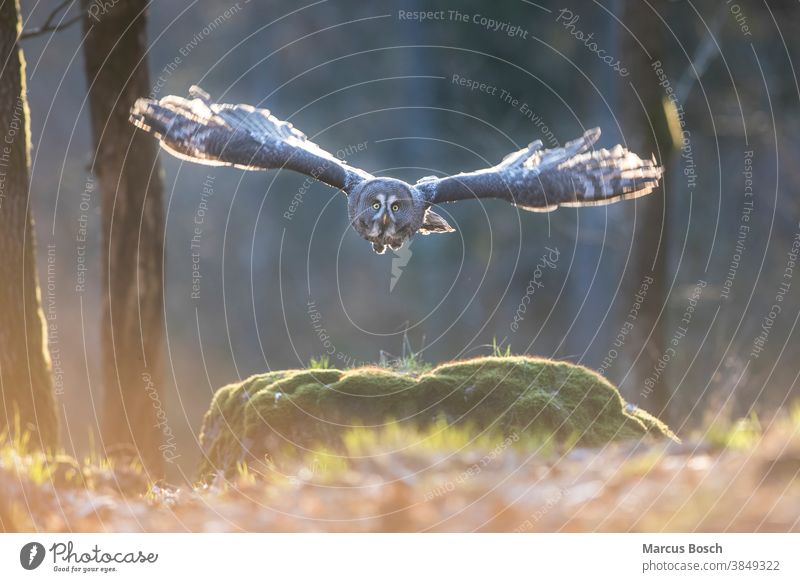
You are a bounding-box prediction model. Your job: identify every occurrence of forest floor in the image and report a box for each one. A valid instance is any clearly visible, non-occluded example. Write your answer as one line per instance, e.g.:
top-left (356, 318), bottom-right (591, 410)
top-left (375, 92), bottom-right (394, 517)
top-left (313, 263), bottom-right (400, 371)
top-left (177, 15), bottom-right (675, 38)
top-left (2, 409), bottom-right (799, 532)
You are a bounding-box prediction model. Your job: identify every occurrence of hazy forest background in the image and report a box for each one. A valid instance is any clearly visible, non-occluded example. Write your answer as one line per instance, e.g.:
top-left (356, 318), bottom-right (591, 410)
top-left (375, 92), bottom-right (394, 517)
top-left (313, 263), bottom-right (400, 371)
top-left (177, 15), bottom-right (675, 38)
top-left (14, 0), bottom-right (800, 476)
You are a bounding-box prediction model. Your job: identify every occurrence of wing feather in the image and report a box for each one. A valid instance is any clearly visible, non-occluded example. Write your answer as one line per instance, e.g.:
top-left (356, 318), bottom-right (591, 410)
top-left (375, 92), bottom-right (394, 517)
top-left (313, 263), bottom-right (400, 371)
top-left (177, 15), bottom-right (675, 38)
top-left (130, 85), bottom-right (371, 192)
top-left (417, 128), bottom-right (661, 211)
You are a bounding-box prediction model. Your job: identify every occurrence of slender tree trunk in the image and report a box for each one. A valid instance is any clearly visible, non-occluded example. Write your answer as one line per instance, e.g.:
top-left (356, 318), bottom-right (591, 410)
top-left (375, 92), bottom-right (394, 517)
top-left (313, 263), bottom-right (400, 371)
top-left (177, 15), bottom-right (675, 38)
top-left (82, 0), bottom-right (165, 474)
top-left (568, 0), bottom-right (624, 363)
top-left (620, 1), bottom-right (672, 418)
top-left (0, 0), bottom-right (57, 450)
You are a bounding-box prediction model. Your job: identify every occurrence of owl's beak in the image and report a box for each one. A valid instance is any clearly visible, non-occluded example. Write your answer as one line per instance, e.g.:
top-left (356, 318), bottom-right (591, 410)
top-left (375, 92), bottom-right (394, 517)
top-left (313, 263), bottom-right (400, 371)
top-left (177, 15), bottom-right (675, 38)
top-left (381, 212), bottom-right (389, 226)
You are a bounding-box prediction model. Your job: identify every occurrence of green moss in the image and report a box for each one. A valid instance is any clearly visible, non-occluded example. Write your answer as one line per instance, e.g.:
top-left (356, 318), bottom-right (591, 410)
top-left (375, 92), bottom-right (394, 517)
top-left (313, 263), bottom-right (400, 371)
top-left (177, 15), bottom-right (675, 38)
top-left (198, 356), bottom-right (675, 476)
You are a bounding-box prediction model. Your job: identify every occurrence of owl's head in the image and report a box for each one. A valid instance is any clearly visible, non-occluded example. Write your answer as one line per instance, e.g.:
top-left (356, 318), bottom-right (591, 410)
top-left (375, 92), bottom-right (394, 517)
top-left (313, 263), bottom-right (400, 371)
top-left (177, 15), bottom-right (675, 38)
top-left (348, 177), bottom-right (452, 254)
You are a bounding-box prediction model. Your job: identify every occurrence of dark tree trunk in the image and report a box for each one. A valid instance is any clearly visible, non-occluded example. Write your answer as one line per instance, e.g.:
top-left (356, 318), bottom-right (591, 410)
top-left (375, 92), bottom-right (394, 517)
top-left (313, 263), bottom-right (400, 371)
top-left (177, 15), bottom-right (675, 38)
top-left (0, 0), bottom-right (57, 450)
top-left (620, 1), bottom-right (673, 418)
top-left (82, 0), bottom-right (165, 474)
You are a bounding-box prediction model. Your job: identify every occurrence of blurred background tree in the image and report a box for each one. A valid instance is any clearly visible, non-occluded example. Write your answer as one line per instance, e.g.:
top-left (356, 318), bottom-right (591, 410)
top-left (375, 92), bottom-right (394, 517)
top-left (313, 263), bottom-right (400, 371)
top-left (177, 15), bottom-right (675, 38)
top-left (82, 0), bottom-right (166, 475)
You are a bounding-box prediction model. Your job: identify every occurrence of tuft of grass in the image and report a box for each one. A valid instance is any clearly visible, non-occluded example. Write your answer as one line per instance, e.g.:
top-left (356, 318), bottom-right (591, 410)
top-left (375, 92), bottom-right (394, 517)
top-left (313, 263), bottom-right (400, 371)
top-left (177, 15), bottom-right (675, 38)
top-left (378, 332), bottom-right (432, 375)
top-left (790, 401), bottom-right (800, 427)
top-left (264, 419), bottom-right (553, 485)
top-left (0, 427), bottom-right (149, 501)
top-left (340, 418), bottom-right (524, 456)
top-left (491, 337), bottom-right (512, 358)
top-left (704, 412), bottom-right (763, 450)
top-left (308, 355), bottom-right (331, 370)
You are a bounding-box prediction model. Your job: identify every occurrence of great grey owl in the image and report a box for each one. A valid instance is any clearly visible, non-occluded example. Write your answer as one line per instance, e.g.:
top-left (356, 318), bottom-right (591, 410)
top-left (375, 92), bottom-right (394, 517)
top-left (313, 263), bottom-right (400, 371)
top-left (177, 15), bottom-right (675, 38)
top-left (130, 86), bottom-right (662, 254)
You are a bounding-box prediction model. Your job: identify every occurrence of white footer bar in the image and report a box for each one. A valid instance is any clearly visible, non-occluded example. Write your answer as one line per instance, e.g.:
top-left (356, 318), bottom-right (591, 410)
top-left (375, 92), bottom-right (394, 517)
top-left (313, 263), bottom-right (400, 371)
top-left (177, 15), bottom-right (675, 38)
top-left (1, 533), bottom-right (797, 581)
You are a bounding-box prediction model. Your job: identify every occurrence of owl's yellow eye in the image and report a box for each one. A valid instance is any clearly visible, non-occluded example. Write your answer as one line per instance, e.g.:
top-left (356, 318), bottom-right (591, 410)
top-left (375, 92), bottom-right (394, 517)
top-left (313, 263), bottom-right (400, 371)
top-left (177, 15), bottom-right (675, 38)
top-left (391, 202), bottom-right (400, 212)
top-left (372, 201), bottom-right (381, 210)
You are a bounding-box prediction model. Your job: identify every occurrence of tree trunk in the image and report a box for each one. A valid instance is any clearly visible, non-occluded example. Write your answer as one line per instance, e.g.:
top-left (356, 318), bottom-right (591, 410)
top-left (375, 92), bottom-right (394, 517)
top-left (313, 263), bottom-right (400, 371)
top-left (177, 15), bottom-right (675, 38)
top-left (82, 0), bottom-right (165, 474)
top-left (620, 1), bottom-right (673, 418)
top-left (0, 0), bottom-right (57, 450)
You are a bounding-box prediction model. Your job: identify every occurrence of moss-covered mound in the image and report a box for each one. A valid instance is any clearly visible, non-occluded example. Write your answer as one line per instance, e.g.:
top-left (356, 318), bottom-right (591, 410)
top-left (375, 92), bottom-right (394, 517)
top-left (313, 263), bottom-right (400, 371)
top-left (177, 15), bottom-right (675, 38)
top-left (198, 356), bottom-right (674, 476)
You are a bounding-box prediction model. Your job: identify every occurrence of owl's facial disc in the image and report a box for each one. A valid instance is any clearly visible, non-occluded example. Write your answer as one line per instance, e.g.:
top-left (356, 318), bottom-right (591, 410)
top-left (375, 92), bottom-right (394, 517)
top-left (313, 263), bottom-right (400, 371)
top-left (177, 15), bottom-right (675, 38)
top-left (362, 192), bottom-right (402, 239)
top-left (348, 178), bottom-right (422, 253)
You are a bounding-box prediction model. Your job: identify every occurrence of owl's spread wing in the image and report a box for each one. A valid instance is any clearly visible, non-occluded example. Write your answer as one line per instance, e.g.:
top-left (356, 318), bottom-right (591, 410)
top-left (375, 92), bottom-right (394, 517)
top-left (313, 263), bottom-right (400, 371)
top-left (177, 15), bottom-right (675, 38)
top-left (130, 86), bottom-right (372, 193)
top-left (415, 128), bottom-right (661, 211)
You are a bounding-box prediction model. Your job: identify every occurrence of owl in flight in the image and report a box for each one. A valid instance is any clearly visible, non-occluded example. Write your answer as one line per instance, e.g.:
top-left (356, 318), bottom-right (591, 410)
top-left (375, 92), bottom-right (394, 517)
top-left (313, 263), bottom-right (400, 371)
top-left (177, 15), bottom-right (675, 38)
top-left (130, 86), bottom-right (661, 254)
